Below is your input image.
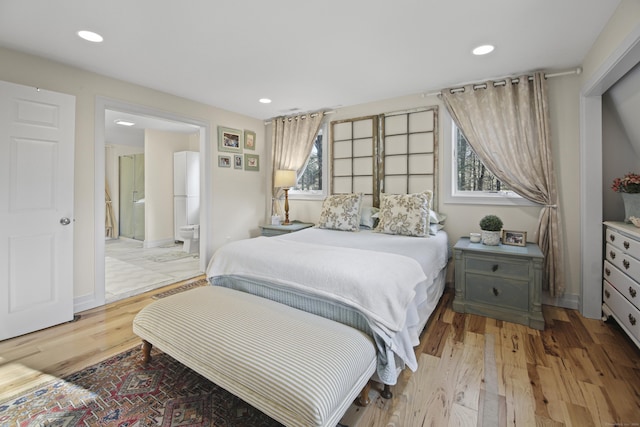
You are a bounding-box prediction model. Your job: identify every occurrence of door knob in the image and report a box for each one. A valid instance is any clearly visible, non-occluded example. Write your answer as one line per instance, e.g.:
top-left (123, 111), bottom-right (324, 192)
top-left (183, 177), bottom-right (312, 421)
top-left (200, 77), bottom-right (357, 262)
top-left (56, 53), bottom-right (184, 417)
top-left (60, 217), bottom-right (71, 225)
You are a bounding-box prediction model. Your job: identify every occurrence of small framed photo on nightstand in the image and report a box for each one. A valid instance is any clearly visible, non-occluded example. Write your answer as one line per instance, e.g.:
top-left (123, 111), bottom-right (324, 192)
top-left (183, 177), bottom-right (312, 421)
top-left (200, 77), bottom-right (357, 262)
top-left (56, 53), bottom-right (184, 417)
top-left (502, 230), bottom-right (526, 246)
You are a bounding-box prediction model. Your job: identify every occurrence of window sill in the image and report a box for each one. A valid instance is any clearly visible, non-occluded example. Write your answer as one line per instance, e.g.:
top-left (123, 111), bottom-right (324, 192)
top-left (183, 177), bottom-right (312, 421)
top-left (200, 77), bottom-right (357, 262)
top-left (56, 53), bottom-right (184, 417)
top-left (443, 192), bottom-right (541, 207)
top-left (288, 191), bottom-right (326, 201)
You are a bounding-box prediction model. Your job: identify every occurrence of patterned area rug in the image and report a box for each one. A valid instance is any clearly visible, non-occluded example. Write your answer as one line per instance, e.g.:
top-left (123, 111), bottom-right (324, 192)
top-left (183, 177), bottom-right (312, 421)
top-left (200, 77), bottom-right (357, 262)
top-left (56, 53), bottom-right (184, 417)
top-left (152, 278), bottom-right (208, 299)
top-left (0, 346), bottom-right (283, 426)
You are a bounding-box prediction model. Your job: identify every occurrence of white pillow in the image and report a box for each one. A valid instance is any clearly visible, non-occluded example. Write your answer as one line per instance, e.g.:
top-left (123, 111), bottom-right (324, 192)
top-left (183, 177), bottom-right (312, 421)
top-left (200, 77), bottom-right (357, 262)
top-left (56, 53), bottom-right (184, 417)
top-left (375, 192), bottom-right (432, 237)
top-left (317, 193), bottom-right (363, 232)
top-left (360, 206), bottom-right (380, 229)
top-left (429, 210), bottom-right (447, 224)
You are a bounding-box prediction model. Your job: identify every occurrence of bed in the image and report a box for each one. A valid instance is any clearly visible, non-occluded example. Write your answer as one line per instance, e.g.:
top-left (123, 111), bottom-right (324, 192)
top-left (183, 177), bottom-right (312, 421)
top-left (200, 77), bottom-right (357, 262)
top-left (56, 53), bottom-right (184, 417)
top-left (206, 192), bottom-right (450, 386)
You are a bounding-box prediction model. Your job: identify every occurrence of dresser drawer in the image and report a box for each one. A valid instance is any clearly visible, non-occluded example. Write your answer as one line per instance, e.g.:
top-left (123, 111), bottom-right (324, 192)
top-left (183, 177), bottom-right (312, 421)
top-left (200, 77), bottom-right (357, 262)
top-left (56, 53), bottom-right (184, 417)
top-left (465, 255), bottom-right (530, 279)
top-left (603, 280), bottom-right (640, 344)
top-left (605, 228), bottom-right (640, 259)
top-left (603, 260), bottom-right (640, 310)
top-left (465, 273), bottom-right (529, 311)
top-left (605, 243), bottom-right (640, 279)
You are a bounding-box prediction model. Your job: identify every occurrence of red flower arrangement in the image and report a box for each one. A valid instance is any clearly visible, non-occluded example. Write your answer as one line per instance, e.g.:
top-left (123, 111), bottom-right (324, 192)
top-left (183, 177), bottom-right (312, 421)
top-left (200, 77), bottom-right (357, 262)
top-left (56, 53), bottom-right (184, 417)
top-left (612, 172), bottom-right (640, 193)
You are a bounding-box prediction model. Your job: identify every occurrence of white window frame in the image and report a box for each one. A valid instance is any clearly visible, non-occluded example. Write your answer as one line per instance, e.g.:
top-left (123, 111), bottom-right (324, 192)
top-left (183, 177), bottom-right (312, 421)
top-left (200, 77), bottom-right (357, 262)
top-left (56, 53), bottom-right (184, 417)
top-left (288, 123), bottom-right (328, 200)
top-left (442, 112), bottom-right (539, 206)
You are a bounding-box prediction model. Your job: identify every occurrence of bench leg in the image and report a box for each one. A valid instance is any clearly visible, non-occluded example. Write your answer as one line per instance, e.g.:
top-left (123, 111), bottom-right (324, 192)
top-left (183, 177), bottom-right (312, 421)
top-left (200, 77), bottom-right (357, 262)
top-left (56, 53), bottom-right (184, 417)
top-left (141, 340), bottom-right (153, 364)
top-left (381, 384), bottom-right (393, 399)
top-left (356, 381), bottom-right (371, 406)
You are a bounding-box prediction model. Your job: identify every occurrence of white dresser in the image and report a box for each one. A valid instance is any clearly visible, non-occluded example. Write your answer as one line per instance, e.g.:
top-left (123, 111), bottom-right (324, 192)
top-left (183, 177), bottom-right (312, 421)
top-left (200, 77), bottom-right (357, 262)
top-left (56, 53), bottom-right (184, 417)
top-left (603, 221), bottom-right (640, 349)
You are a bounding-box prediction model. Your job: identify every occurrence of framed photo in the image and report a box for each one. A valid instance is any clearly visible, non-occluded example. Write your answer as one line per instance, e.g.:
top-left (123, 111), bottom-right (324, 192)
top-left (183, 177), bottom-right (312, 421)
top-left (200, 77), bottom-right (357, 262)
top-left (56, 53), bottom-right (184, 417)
top-left (502, 230), bottom-right (527, 247)
top-left (234, 154), bottom-right (243, 169)
top-left (217, 126), bottom-right (243, 153)
top-left (244, 130), bottom-right (256, 150)
top-left (244, 154), bottom-right (259, 171)
top-left (218, 155), bottom-right (231, 168)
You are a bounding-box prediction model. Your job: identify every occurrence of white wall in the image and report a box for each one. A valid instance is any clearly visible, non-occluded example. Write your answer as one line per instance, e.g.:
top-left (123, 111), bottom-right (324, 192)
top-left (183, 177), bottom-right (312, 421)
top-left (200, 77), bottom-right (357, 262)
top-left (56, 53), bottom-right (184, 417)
top-left (144, 129), bottom-right (195, 246)
top-left (0, 46), bottom-right (266, 310)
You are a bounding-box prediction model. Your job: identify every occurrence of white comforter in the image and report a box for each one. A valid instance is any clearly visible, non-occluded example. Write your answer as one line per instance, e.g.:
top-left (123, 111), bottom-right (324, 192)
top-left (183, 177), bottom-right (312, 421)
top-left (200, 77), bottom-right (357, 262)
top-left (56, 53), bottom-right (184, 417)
top-left (207, 235), bottom-right (425, 335)
top-left (206, 228), bottom-right (449, 383)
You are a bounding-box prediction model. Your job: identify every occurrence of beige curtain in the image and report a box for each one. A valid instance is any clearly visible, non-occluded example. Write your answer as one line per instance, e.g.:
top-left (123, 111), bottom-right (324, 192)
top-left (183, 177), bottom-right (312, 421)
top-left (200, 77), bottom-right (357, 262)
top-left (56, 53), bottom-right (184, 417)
top-left (271, 112), bottom-right (324, 216)
top-left (440, 72), bottom-right (564, 296)
top-left (105, 180), bottom-right (117, 238)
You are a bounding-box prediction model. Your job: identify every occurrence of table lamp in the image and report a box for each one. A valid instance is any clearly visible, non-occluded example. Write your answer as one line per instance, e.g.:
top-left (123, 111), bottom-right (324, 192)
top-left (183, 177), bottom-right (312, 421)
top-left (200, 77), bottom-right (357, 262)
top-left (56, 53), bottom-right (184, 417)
top-left (274, 169), bottom-right (297, 225)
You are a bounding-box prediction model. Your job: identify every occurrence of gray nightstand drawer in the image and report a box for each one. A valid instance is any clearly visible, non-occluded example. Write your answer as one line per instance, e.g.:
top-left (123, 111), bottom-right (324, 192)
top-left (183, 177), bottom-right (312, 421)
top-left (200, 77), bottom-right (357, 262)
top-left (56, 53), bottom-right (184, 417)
top-left (453, 237), bottom-right (544, 330)
top-left (465, 256), bottom-right (530, 278)
top-left (465, 274), bottom-right (529, 311)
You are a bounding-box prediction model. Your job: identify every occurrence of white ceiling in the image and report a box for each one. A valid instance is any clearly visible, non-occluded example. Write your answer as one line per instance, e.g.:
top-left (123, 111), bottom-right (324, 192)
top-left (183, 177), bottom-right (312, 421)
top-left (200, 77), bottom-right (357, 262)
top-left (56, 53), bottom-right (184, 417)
top-left (0, 0), bottom-right (621, 122)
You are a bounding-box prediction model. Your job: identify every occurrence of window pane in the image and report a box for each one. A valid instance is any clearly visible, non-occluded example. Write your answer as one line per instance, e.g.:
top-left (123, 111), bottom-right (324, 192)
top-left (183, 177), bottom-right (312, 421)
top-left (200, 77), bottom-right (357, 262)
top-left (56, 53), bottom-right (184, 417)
top-left (456, 126), bottom-right (508, 192)
top-left (293, 131), bottom-right (323, 191)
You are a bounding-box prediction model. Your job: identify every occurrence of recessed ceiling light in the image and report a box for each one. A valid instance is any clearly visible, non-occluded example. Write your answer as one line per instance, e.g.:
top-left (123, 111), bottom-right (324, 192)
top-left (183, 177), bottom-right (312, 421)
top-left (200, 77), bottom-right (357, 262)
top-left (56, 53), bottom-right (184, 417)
top-left (114, 119), bottom-right (135, 127)
top-left (259, 98), bottom-right (272, 104)
top-left (472, 44), bottom-right (494, 55)
top-left (77, 30), bottom-right (104, 43)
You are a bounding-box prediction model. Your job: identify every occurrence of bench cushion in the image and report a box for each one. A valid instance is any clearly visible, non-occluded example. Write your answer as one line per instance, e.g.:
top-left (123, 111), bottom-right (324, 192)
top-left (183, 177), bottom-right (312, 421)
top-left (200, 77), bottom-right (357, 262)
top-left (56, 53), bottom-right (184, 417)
top-left (133, 286), bottom-right (377, 427)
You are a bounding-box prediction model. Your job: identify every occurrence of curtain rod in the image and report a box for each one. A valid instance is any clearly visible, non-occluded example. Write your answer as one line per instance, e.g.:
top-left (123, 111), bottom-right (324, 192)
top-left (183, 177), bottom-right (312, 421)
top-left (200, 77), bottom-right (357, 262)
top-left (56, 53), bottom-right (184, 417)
top-left (264, 110), bottom-right (335, 126)
top-left (422, 67), bottom-right (582, 98)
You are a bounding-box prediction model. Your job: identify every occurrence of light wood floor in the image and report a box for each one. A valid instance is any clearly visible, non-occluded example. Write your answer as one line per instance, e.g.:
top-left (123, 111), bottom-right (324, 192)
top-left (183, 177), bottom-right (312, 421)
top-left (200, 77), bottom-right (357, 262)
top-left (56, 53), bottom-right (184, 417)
top-left (1, 278), bottom-right (639, 427)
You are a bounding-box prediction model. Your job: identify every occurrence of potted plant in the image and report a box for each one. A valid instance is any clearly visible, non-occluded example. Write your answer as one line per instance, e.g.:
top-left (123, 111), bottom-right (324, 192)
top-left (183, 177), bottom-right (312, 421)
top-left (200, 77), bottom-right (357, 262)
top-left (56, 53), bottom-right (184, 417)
top-left (479, 214), bottom-right (503, 246)
top-left (612, 172), bottom-right (640, 223)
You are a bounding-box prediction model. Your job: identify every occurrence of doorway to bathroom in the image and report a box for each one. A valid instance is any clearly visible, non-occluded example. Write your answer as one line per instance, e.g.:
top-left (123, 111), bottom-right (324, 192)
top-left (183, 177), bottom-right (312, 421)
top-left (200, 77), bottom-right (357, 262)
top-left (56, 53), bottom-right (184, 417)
top-left (103, 108), bottom-right (204, 302)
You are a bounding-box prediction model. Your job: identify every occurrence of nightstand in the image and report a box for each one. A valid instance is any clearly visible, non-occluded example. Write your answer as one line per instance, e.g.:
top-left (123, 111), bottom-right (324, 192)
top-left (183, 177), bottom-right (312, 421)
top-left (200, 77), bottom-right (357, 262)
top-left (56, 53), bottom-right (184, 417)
top-left (453, 237), bottom-right (545, 330)
top-left (259, 222), bottom-right (314, 237)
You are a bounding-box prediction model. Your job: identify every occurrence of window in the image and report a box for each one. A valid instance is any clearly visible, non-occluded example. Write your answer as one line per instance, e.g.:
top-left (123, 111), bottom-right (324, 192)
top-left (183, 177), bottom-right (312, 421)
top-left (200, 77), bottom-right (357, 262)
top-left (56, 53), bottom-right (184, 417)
top-left (443, 114), bottom-right (533, 205)
top-left (455, 125), bottom-right (507, 192)
top-left (289, 126), bottom-right (328, 199)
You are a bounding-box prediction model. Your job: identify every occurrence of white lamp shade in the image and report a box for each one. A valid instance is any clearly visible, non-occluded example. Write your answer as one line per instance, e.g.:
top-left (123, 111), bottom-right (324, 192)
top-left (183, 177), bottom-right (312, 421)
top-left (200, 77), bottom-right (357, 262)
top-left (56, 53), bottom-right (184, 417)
top-left (274, 169), bottom-right (297, 188)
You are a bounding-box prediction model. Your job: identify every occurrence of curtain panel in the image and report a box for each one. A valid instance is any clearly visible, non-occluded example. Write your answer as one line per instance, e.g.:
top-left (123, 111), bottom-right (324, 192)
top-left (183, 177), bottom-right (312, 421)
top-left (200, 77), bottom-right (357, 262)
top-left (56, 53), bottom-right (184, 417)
top-left (270, 113), bottom-right (324, 216)
top-left (440, 72), bottom-right (564, 296)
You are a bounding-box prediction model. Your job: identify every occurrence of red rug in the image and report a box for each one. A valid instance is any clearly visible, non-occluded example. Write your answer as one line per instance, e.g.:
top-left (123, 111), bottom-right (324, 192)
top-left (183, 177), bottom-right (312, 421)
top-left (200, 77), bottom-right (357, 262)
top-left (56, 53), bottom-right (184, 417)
top-left (0, 346), bottom-right (283, 426)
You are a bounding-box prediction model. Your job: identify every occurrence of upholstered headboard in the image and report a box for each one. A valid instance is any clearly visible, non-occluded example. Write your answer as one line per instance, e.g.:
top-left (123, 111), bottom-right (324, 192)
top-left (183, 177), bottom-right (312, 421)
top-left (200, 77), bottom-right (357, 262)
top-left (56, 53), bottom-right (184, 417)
top-left (330, 106), bottom-right (438, 208)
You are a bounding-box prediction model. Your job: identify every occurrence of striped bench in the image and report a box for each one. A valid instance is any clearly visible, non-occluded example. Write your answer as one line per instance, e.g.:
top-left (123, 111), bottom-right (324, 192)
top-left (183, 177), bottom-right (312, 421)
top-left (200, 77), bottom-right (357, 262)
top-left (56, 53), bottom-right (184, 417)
top-left (133, 285), bottom-right (377, 427)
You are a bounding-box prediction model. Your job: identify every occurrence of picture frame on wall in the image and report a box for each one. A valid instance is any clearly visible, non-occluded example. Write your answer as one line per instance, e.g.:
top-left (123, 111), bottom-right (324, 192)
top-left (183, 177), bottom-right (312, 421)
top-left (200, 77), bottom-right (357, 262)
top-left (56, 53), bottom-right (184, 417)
top-left (244, 154), bottom-right (259, 171)
top-left (217, 126), bottom-right (243, 154)
top-left (244, 130), bottom-right (256, 150)
top-left (218, 155), bottom-right (231, 168)
top-left (234, 154), bottom-right (243, 169)
top-left (502, 230), bottom-right (527, 247)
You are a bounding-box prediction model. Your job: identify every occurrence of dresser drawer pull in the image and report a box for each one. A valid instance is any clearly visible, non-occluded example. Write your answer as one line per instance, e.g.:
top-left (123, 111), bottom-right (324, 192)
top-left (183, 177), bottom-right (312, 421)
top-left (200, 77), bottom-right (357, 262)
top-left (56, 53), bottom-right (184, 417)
top-left (623, 259), bottom-right (630, 270)
top-left (630, 314), bottom-right (637, 326)
top-left (605, 267), bottom-right (611, 276)
top-left (492, 287), bottom-right (499, 296)
top-left (610, 251), bottom-right (616, 259)
top-left (630, 287), bottom-right (637, 298)
top-left (609, 234), bottom-right (615, 242)
top-left (605, 289), bottom-right (610, 299)
top-left (492, 264), bottom-right (499, 272)
top-left (624, 241), bottom-right (630, 250)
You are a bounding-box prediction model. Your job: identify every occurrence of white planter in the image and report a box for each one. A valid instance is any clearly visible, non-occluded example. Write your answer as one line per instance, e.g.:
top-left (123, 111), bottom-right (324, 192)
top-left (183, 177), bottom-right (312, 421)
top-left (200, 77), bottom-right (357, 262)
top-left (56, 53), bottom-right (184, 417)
top-left (481, 230), bottom-right (501, 246)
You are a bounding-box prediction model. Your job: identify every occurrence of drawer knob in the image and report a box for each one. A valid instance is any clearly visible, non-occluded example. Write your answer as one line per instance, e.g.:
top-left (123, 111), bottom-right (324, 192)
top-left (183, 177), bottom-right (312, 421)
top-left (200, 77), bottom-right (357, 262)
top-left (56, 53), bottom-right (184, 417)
top-left (605, 289), bottom-right (610, 299)
top-left (630, 313), bottom-right (637, 326)
top-left (623, 259), bottom-right (630, 270)
top-left (630, 287), bottom-right (637, 298)
top-left (492, 264), bottom-right (499, 272)
top-left (610, 251), bottom-right (616, 259)
top-left (610, 234), bottom-right (615, 242)
top-left (605, 267), bottom-right (611, 276)
top-left (624, 241), bottom-right (630, 250)
top-left (492, 287), bottom-right (499, 296)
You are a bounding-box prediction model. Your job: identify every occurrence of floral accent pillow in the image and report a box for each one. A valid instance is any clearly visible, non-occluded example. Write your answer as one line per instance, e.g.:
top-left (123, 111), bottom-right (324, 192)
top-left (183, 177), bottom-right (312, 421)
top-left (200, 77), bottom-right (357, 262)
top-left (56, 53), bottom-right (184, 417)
top-left (375, 191), bottom-right (432, 237)
top-left (317, 193), bottom-right (363, 232)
